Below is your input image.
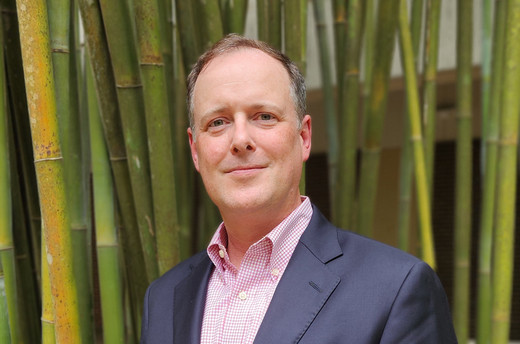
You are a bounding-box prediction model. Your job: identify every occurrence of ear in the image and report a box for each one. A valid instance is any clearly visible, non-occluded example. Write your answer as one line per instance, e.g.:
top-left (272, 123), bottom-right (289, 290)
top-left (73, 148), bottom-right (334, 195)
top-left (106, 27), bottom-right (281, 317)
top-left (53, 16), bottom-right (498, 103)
top-left (300, 114), bottom-right (312, 162)
top-left (187, 127), bottom-right (200, 172)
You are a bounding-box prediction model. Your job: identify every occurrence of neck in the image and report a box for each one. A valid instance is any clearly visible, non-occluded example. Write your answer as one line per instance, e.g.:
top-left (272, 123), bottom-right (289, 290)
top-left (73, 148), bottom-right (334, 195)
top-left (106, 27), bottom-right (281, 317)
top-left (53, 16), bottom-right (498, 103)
top-left (220, 197), bottom-right (303, 267)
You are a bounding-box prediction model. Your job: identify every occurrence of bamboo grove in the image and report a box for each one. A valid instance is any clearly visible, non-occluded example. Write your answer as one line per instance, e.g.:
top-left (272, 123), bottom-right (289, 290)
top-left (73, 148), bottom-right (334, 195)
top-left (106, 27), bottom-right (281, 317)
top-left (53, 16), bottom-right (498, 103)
top-left (0, 0), bottom-right (518, 342)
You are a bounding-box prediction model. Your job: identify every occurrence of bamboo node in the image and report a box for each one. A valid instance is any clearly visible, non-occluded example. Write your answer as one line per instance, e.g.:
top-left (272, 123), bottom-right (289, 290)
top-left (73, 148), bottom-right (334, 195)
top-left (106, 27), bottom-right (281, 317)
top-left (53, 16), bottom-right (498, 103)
top-left (141, 62), bottom-right (165, 67)
top-left (0, 246), bottom-right (14, 251)
top-left (116, 83), bottom-right (143, 89)
top-left (52, 47), bottom-right (70, 54)
top-left (40, 317), bottom-right (55, 324)
top-left (34, 156), bottom-right (63, 163)
top-left (109, 156), bottom-right (127, 162)
top-left (410, 135), bottom-right (423, 142)
top-left (71, 226), bottom-right (88, 231)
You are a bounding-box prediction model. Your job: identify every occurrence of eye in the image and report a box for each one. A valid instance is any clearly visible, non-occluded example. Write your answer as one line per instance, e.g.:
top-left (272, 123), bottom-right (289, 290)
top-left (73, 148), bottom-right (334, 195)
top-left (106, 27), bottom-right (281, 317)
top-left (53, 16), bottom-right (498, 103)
top-left (209, 119), bottom-right (225, 127)
top-left (258, 113), bottom-right (274, 121)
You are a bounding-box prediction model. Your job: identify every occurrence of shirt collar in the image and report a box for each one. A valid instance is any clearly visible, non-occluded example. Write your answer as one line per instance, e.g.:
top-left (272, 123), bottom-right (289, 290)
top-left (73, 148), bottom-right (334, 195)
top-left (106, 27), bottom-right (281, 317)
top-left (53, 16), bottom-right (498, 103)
top-left (206, 197), bottom-right (313, 274)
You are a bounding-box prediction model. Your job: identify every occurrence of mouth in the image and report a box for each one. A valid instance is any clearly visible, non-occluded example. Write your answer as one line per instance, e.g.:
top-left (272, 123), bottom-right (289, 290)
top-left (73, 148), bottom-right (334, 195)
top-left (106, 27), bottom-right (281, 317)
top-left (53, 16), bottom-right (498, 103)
top-left (224, 165), bottom-right (266, 174)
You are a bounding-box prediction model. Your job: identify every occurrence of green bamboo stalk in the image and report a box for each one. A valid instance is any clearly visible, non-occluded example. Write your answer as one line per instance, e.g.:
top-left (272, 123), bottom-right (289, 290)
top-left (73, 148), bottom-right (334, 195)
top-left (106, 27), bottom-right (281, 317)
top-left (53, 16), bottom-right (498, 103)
top-left (134, 0), bottom-right (180, 273)
top-left (78, 0), bottom-right (149, 332)
top-left (284, 0), bottom-right (307, 194)
top-left (332, 0), bottom-right (347, 86)
top-left (357, 0), bottom-right (399, 237)
top-left (480, 0), bottom-right (493, 171)
top-left (0, 260), bottom-right (11, 344)
top-left (0, 34), bottom-right (20, 343)
top-left (41, 231), bottom-right (56, 344)
top-left (8, 119), bottom-right (40, 343)
top-left (88, 63), bottom-right (125, 344)
top-left (422, 0), bottom-right (441, 199)
top-left (257, 0), bottom-right (281, 50)
top-left (98, 0), bottom-right (159, 283)
top-left (175, 0), bottom-right (203, 76)
top-left (172, 20), bottom-right (193, 259)
top-left (490, 2), bottom-right (520, 342)
top-left (397, 0), bottom-right (424, 253)
top-left (335, 0), bottom-right (362, 230)
top-left (48, 0), bottom-right (94, 341)
top-left (16, 0), bottom-right (81, 341)
top-left (361, 0), bottom-right (375, 113)
top-left (397, 0), bottom-right (436, 269)
top-left (453, 0), bottom-right (473, 341)
top-left (477, 1), bottom-right (506, 342)
top-left (197, 0), bottom-right (224, 49)
top-left (312, 0), bottom-right (337, 217)
top-left (157, 0), bottom-right (174, 136)
top-left (0, 0), bottom-right (42, 286)
top-left (219, 0), bottom-right (248, 34)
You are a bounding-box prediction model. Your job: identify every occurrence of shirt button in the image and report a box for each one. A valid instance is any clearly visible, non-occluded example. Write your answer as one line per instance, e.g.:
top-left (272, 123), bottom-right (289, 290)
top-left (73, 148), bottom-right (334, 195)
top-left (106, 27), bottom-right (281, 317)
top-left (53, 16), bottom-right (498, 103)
top-left (238, 291), bottom-right (247, 300)
top-left (271, 268), bottom-right (280, 277)
top-left (219, 249), bottom-right (225, 258)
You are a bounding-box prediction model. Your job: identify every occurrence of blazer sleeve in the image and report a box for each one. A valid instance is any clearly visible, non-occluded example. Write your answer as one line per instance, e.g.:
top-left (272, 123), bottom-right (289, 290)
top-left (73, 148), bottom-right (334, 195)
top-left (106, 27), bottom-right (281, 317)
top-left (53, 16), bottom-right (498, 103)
top-left (379, 261), bottom-right (458, 344)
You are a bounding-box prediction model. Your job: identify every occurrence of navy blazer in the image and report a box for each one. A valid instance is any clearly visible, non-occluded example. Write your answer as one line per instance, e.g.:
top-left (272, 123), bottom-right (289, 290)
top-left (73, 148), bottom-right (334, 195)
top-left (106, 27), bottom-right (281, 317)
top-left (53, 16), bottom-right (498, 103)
top-left (140, 206), bottom-right (457, 343)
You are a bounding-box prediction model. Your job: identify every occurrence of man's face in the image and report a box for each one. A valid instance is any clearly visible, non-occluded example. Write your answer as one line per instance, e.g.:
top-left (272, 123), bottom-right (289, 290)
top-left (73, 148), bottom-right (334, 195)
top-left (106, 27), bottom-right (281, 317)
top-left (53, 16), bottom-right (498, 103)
top-left (188, 49), bottom-right (311, 219)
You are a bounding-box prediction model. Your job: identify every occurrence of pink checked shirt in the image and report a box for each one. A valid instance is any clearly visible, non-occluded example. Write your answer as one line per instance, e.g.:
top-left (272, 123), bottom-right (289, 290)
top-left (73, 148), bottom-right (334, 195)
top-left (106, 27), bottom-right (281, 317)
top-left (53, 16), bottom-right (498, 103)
top-left (200, 197), bottom-right (313, 344)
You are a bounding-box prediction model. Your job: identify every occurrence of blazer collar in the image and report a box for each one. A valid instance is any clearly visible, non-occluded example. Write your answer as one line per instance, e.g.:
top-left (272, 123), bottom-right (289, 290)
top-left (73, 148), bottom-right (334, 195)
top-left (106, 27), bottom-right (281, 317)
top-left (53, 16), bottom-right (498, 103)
top-left (253, 205), bottom-right (342, 343)
top-left (171, 205), bottom-right (343, 344)
top-left (173, 254), bottom-right (213, 344)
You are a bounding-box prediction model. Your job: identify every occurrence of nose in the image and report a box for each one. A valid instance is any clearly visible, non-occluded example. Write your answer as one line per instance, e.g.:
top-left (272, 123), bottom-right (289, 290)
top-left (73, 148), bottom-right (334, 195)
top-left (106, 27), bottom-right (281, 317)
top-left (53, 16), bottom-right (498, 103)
top-left (230, 117), bottom-right (255, 154)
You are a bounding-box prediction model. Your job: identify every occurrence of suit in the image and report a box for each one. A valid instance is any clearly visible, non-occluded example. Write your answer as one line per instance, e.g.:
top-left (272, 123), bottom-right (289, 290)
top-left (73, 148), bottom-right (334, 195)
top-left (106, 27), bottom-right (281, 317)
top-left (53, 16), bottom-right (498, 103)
top-left (140, 205), bottom-right (457, 343)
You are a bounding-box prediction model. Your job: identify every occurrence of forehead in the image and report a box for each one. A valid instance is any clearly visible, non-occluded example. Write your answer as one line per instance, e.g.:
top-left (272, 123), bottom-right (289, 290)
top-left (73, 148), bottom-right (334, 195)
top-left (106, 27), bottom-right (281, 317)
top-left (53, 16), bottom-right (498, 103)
top-left (192, 49), bottom-right (292, 110)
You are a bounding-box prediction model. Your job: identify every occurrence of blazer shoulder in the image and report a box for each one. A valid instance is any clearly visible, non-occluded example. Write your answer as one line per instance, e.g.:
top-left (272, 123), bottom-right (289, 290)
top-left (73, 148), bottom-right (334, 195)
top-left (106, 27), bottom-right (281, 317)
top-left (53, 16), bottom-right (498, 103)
top-left (148, 250), bottom-right (209, 295)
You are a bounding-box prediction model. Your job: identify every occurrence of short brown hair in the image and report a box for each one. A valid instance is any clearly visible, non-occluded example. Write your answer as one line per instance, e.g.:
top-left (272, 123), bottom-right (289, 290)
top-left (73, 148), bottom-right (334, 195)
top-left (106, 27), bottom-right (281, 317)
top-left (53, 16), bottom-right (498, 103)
top-left (187, 34), bottom-right (306, 130)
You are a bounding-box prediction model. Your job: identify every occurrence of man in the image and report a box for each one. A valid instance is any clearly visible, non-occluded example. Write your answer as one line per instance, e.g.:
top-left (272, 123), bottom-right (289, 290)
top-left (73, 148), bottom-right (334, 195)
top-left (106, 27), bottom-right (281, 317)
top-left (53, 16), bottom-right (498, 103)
top-left (140, 34), bottom-right (457, 343)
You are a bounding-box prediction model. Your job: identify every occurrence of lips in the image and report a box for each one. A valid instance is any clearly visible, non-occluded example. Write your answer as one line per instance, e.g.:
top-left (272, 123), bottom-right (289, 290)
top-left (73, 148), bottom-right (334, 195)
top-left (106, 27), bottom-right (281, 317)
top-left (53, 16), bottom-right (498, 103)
top-left (225, 165), bottom-right (265, 174)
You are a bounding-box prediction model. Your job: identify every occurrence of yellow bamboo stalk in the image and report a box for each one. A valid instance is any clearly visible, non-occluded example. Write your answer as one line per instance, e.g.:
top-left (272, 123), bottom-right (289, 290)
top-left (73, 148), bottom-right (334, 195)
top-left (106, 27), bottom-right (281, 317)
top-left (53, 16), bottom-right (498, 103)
top-left (15, 0), bottom-right (81, 342)
top-left (41, 229), bottom-right (56, 344)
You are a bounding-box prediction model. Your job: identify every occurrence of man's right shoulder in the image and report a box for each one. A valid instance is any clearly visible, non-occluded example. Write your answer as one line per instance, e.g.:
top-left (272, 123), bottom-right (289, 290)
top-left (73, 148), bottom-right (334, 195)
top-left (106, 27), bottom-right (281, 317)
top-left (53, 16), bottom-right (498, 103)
top-left (148, 250), bottom-right (210, 292)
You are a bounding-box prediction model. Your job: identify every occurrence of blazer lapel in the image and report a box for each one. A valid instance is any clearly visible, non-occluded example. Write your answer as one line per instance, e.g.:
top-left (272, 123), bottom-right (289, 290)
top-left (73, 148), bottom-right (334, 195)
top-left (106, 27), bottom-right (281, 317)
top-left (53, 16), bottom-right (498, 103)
top-left (254, 207), bottom-right (343, 344)
top-left (173, 255), bottom-right (213, 344)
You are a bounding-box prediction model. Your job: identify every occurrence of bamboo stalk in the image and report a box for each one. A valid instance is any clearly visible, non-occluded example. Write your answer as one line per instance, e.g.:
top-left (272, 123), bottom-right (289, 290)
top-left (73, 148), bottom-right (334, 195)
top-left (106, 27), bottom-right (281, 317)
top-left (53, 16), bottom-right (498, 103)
top-left (284, 0), bottom-right (307, 194)
top-left (197, 0), bottom-right (223, 49)
top-left (48, 0), bottom-right (94, 341)
top-left (219, 0), bottom-right (248, 34)
top-left (312, 0), bottom-right (338, 218)
top-left (134, 0), bottom-right (180, 273)
top-left (453, 0), bottom-right (473, 341)
top-left (78, 0), bottom-right (149, 331)
top-left (490, 2), bottom-right (520, 342)
top-left (477, 1), bottom-right (506, 342)
top-left (172, 21), bottom-right (193, 259)
top-left (8, 118), bottom-right (40, 343)
top-left (88, 63), bottom-right (125, 344)
top-left (257, 0), bottom-right (281, 50)
top-left (336, 0), bottom-right (362, 229)
top-left (99, 0), bottom-right (159, 283)
top-left (0, 35), bottom-right (20, 342)
top-left (41, 231), bottom-right (56, 344)
top-left (357, 0), bottom-right (400, 237)
top-left (480, 0), bottom-right (493, 171)
top-left (0, 260), bottom-right (10, 343)
top-left (332, 0), bottom-right (346, 86)
top-left (397, 0), bottom-right (436, 269)
top-left (0, 0), bottom-right (42, 286)
top-left (15, 0), bottom-right (81, 341)
top-left (397, 0), bottom-right (424, 253)
top-left (422, 0), bottom-right (441, 199)
top-left (175, 0), bottom-right (202, 76)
